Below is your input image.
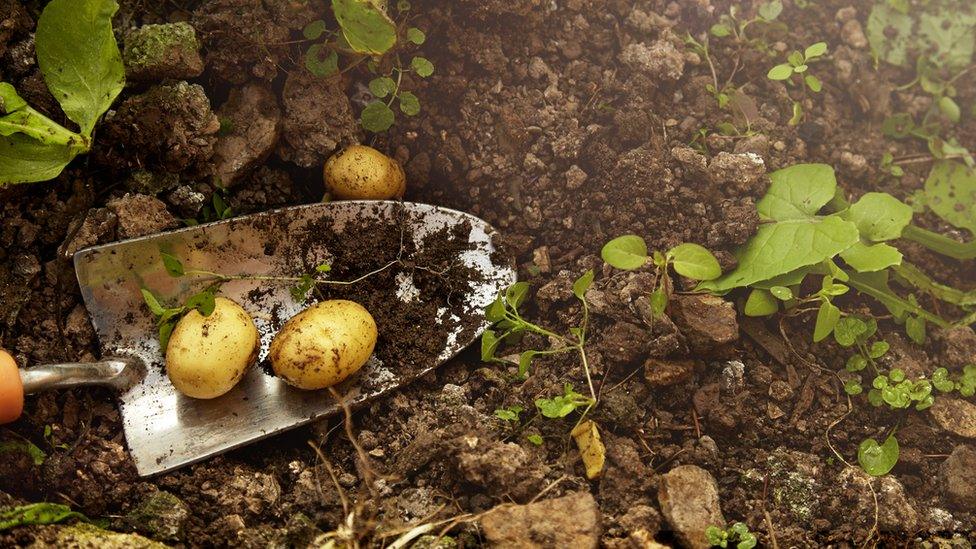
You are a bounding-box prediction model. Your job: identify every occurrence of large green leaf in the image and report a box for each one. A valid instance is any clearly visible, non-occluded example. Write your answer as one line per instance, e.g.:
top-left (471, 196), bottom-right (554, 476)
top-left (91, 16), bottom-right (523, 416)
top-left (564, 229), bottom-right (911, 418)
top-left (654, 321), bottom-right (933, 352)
top-left (35, 0), bottom-right (124, 137)
top-left (845, 192), bottom-right (913, 242)
top-left (866, 3), bottom-right (913, 67)
top-left (758, 163), bottom-right (838, 221)
top-left (332, 0), bottom-right (397, 55)
top-left (923, 161), bottom-right (976, 234)
top-left (840, 241), bottom-right (903, 273)
top-left (918, 10), bottom-right (976, 70)
top-left (699, 216), bottom-right (859, 292)
top-left (0, 133), bottom-right (79, 184)
top-left (0, 83), bottom-right (88, 149)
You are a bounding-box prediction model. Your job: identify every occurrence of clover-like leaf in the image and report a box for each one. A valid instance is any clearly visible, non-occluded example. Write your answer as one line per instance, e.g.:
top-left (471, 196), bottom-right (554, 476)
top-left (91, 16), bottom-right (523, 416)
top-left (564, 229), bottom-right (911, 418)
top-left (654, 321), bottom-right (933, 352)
top-left (858, 435), bottom-right (899, 476)
top-left (360, 101), bottom-right (395, 133)
top-left (411, 56), bottom-right (434, 77)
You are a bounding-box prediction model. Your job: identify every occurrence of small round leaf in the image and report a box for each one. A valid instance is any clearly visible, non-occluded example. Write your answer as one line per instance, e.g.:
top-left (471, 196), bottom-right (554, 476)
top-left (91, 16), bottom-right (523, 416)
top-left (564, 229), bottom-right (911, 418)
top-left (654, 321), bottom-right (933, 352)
top-left (411, 56), bottom-right (434, 77)
top-left (407, 27), bottom-right (426, 45)
top-left (398, 91), bottom-right (420, 116)
top-left (858, 436), bottom-right (899, 476)
top-left (360, 101), bottom-right (395, 133)
top-left (601, 235), bottom-right (648, 270)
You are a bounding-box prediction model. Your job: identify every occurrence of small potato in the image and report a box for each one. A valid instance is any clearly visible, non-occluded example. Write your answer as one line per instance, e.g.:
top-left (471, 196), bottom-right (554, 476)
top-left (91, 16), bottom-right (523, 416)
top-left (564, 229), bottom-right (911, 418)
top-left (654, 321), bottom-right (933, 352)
top-left (270, 299), bottom-right (377, 390)
top-left (323, 144), bottom-right (406, 200)
top-left (166, 297), bottom-right (259, 399)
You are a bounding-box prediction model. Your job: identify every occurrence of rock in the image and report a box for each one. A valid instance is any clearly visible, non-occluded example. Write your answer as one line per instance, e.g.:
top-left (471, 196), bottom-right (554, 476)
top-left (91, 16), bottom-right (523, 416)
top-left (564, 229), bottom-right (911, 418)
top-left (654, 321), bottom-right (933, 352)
top-left (597, 321), bottom-right (650, 364)
top-left (670, 145), bottom-right (708, 176)
top-left (165, 185), bottom-right (207, 218)
top-left (125, 170), bottom-right (181, 196)
top-left (930, 398), bottom-right (976, 438)
top-left (215, 469), bottom-right (282, 516)
top-left (565, 165), bottom-right (588, 190)
top-left (835, 468), bottom-right (920, 532)
top-left (58, 208), bottom-right (118, 258)
top-left (277, 70), bottom-right (361, 168)
top-left (619, 40), bottom-right (685, 82)
top-left (941, 327), bottom-right (976, 369)
top-left (29, 523), bottom-right (167, 548)
top-left (657, 465), bottom-right (725, 549)
top-left (669, 294), bottom-right (738, 354)
top-left (941, 445), bottom-right (976, 510)
top-left (768, 380), bottom-right (793, 402)
top-left (99, 81), bottom-right (220, 174)
top-left (644, 358), bottom-right (695, 387)
top-left (457, 440), bottom-right (548, 500)
top-left (123, 22), bottom-right (204, 82)
top-left (481, 492), bottom-right (600, 549)
top-left (124, 490), bottom-right (189, 542)
top-left (212, 83), bottom-right (281, 186)
top-left (707, 152), bottom-right (766, 193)
top-left (106, 194), bottom-right (179, 239)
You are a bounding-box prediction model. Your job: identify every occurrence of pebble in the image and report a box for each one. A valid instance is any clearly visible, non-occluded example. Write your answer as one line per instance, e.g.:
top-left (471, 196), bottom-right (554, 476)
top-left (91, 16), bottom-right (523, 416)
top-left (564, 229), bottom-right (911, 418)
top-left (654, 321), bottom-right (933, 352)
top-left (481, 492), bottom-right (600, 548)
top-left (658, 465), bottom-right (726, 549)
top-left (941, 445), bottom-right (976, 510)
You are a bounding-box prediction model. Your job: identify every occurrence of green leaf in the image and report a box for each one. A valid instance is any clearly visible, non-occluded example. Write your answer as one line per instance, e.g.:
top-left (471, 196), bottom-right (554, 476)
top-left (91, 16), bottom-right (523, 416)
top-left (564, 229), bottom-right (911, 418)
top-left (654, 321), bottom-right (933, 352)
top-left (923, 161), bottom-right (976, 234)
top-left (485, 296), bottom-right (505, 323)
top-left (518, 350), bottom-right (538, 378)
top-left (411, 56), bottom-right (435, 77)
top-left (185, 290), bottom-right (216, 316)
top-left (494, 406), bottom-right (522, 422)
top-left (710, 23), bottom-right (732, 37)
top-left (360, 101), bottom-right (395, 133)
top-left (398, 91), bottom-right (420, 116)
top-left (368, 76), bottom-right (396, 98)
top-left (667, 243), bottom-right (721, 281)
top-left (743, 289), bottom-right (779, 317)
top-left (905, 315), bottom-right (926, 344)
top-left (840, 241), bottom-right (903, 273)
top-left (0, 503), bottom-right (89, 531)
top-left (813, 301), bottom-right (840, 342)
top-left (918, 11), bottom-right (976, 70)
top-left (303, 19), bottom-right (328, 40)
top-left (572, 270), bottom-right (594, 299)
top-left (601, 235), bottom-right (648, 270)
top-left (939, 96), bottom-right (961, 123)
top-left (316, 263), bottom-right (332, 273)
top-left (332, 0), bottom-right (397, 55)
top-left (526, 434), bottom-right (543, 445)
top-left (160, 252), bottom-right (184, 277)
top-left (0, 440), bottom-right (46, 466)
top-left (35, 0), bottom-right (124, 137)
top-left (804, 42), bottom-right (828, 59)
top-left (0, 84), bottom-right (88, 149)
top-left (858, 436), bottom-right (899, 476)
top-left (866, 3), bottom-right (913, 67)
top-left (140, 289), bottom-right (165, 317)
top-left (767, 63), bottom-right (794, 80)
top-left (158, 318), bottom-right (177, 349)
top-left (758, 0), bottom-right (783, 21)
top-left (406, 27), bottom-right (426, 45)
top-left (769, 286), bottom-right (793, 301)
top-left (846, 192), bottom-right (913, 241)
top-left (833, 316), bottom-right (864, 347)
top-left (649, 288), bottom-right (668, 317)
top-left (698, 217), bottom-right (859, 292)
top-left (758, 163), bottom-right (838, 221)
top-left (535, 385), bottom-right (591, 419)
top-left (804, 74), bottom-right (822, 92)
top-left (481, 329), bottom-right (501, 362)
top-left (844, 379), bottom-right (863, 395)
top-left (869, 341), bottom-right (890, 359)
top-left (0, 134), bottom-right (79, 185)
top-left (846, 354), bottom-right (867, 372)
top-left (505, 282), bottom-right (530, 310)
top-left (305, 45), bottom-right (339, 78)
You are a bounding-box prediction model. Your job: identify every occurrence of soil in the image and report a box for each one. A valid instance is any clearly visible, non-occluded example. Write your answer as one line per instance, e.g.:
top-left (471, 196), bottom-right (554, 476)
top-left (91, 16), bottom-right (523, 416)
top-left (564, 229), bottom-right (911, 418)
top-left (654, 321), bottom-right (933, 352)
top-left (2, 0), bottom-right (976, 548)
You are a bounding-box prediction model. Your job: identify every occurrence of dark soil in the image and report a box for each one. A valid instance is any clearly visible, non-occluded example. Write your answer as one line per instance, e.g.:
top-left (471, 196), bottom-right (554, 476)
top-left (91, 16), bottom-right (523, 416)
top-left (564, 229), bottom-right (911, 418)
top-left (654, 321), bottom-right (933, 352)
top-left (2, 0), bottom-right (976, 548)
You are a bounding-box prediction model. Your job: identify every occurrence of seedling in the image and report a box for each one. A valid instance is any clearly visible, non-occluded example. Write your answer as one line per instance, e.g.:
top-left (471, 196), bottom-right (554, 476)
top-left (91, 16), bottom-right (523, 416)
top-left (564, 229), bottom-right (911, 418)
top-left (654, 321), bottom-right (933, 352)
top-left (709, 1), bottom-right (785, 52)
top-left (184, 190), bottom-right (234, 226)
top-left (493, 405), bottom-right (524, 423)
top-left (0, 503), bottom-right (90, 531)
top-left (858, 435), bottom-right (899, 477)
top-left (706, 522), bottom-right (758, 549)
top-left (601, 236), bottom-right (722, 318)
top-left (535, 384), bottom-right (594, 419)
top-left (0, 0), bottom-right (125, 185)
top-left (300, 0), bottom-right (434, 132)
top-left (767, 42), bottom-right (827, 125)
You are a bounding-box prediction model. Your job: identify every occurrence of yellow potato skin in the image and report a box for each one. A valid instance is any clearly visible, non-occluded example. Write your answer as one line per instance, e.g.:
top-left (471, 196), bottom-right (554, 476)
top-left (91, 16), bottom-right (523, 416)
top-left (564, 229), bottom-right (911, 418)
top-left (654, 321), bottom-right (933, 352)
top-left (323, 144), bottom-right (406, 200)
top-left (166, 297), bottom-right (259, 399)
top-left (270, 300), bottom-right (377, 390)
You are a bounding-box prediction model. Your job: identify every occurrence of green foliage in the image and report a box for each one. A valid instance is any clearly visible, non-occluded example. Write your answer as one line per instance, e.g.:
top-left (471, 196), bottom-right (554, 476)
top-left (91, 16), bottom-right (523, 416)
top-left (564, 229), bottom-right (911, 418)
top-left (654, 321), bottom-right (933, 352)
top-left (526, 433), bottom-right (544, 445)
top-left (535, 384), bottom-right (594, 419)
top-left (0, 0), bottom-right (124, 185)
top-left (709, 1), bottom-right (785, 51)
top-left (0, 503), bottom-right (89, 531)
top-left (932, 365), bottom-right (976, 397)
top-left (601, 235), bottom-right (648, 270)
top-left (921, 161), bottom-right (976, 234)
top-left (867, 0), bottom-right (975, 70)
top-left (857, 435), bottom-right (899, 476)
top-left (766, 42), bottom-right (826, 124)
top-left (185, 191), bottom-right (233, 226)
top-left (0, 440), bottom-right (46, 466)
top-left (332, 0), bottom-right (397, 55)
top-left (706, 522), bottom-right (758, 549)
top-left (494, 405), bottom-right (523, 422)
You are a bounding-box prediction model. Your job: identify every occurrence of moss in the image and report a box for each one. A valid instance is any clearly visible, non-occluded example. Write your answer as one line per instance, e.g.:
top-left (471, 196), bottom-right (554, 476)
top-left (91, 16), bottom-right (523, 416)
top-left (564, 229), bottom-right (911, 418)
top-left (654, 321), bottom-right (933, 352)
top-left (123, 23), bottom-right (204, 81)
top-left (411, 534), bottom-right (458, 549)
top-left (29, 523), bottom-right (168, 549)
top-left (123, 490), bottom-right (188, 542)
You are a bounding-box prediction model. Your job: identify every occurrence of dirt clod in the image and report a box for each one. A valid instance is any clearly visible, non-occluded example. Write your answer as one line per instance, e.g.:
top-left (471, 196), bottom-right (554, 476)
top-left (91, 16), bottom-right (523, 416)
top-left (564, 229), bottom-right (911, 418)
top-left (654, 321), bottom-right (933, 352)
top-left (658, 465), bottom-right (726, 549)
top-left (480, 491), bottom-right (601, 549)
top-left (941, 445), bottom-right (976, 510)
top-left (106, 194), bottom-right (179, 239)
top-left (212, 83), bottom-right (281, 187)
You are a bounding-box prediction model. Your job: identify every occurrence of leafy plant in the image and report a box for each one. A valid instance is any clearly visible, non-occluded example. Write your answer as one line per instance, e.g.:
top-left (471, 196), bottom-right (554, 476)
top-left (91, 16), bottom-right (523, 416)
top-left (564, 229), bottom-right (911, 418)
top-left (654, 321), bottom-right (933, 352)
top-left (0, 440), bottom-right (46, 466)
top-left (867, 0), bottom-right (975, 71)
top-left (301, 0), bottom-right (433, 133)
top-left (706, 522), bottom-right (758, 549)
top-left (184, 191), bottom-right (234, 227)
top-left (766, 42), bottom-right (827, 125)
top-left (0, 503), bottom-right (90, 531)
top-left (493, 405), bottom-right (524, 422)
top-left (0, 0), bottom-right (124, 185)
top-left (536, 384), bottom-right (593, 419)
top-left (601, 237), bottom-right (721, 318)
top-left (709, 1), bottom-right (785, 51)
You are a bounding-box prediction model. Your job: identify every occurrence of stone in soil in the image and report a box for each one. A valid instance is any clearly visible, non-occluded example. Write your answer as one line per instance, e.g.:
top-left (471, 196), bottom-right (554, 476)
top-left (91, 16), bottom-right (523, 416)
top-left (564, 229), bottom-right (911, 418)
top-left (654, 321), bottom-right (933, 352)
top-left (930, 397), bottom-right (976, 439)
top-left (657, 465), bottom-right (725, 549)
top-left (618, 39), bottom-right (685, 82)
top-left (668, 294), bottom-right (738, 354)
top-left (835, 468), bottom-right (920, 533)
top-left (644, 358), bottom-right (696, 387)
top-left (456, 439), bottom-right (549, 500)
top-left (212, 83), bottom-right (281, 187)
top-left (58, 208), bottom-right (119, 258)
top-left (480, 491), bottom-right (600, 549)
top-left (940, 326), bottom-right (976, 369)
top-left (106, 194), bottom-right (179, 239)
top-left (123, 490), bottom-right (189, 542)
top-left (0, 0), bottom-right (31, 59)
top-left (941, 445), bottom-right (976, 510)
top-left (277, 70), bottom-right (361, 169)
top-left (98, 82), bottom-right (220, 175)
top-left (123, 22), bottom-right (204, 82)
top-left (707, 152), bottom-right (766, 194)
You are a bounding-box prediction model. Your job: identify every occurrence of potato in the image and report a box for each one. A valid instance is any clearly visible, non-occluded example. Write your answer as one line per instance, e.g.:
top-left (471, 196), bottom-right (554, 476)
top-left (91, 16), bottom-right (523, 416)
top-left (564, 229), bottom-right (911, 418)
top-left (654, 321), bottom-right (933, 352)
top-left (0, 350), bottom-right (23, 424)
top-left (166, 297), bottom-right (259, 399)
top-left (323, 144), bottom-right (406, 200)
top-left (270, 299), bottom-right (377, 390)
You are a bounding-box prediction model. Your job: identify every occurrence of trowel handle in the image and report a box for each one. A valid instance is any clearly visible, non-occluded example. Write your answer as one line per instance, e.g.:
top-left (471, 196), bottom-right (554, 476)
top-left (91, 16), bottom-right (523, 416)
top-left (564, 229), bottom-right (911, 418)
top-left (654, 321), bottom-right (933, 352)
top-left (1, 350), bottom-right (145, 424)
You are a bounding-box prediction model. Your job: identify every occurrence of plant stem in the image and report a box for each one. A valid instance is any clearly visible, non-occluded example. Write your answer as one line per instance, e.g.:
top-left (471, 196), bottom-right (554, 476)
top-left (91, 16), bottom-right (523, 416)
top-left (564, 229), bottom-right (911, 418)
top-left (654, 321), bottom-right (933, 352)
top-left (901, 225), bottom-right (976, 260)
top-left (184, 260), bottom-right (400, 288)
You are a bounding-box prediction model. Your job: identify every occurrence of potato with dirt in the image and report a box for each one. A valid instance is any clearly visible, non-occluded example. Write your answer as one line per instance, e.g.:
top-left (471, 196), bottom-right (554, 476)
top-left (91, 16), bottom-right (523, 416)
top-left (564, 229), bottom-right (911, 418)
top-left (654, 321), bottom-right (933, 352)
top-left (166, 297), bottom-right (259, 399)
top-left (323, 144), bottom-right (406, 200)
top-left (269, 299), bottom-right (377, 390)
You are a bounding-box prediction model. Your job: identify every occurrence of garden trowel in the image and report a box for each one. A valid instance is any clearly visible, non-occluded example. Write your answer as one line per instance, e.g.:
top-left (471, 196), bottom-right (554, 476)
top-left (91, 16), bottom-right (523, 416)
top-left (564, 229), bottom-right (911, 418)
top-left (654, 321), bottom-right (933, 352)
top-left (6, 201), bottom-right (515, 477)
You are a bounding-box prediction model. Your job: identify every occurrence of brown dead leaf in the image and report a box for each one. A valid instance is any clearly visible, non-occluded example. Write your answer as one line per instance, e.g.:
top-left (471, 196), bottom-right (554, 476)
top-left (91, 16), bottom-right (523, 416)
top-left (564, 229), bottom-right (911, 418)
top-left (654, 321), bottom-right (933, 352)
top-left (571, 420), bottom-right (606, 480)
